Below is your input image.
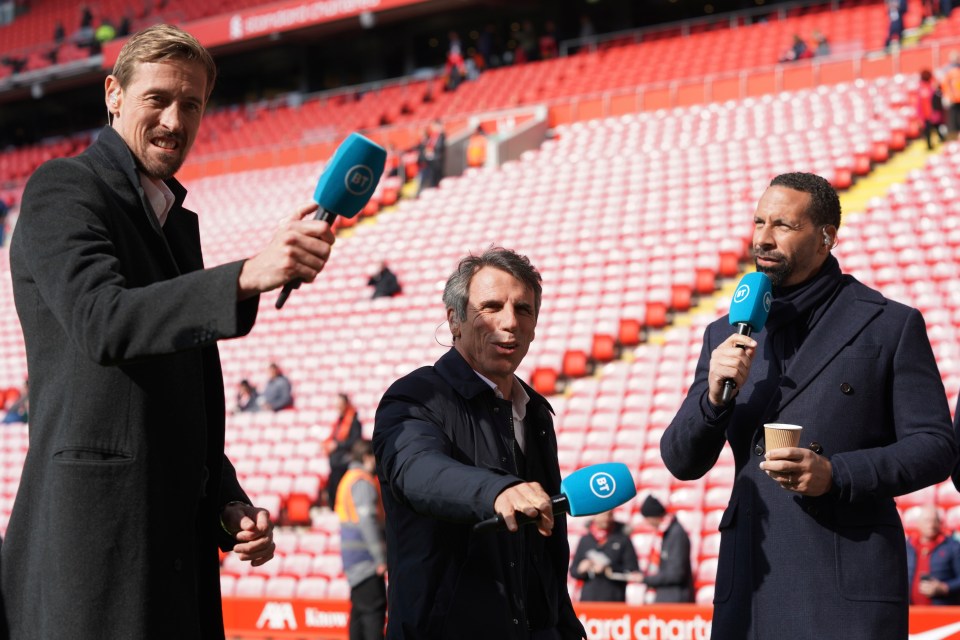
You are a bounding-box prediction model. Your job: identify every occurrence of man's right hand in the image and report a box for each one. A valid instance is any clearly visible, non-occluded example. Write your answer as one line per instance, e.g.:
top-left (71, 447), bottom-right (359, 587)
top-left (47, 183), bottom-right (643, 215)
top-left (237, 202), bottom-right (336, 300)
top-left (707, 332), bottom-right (758, 406)
top-left (494, 482), bottom-right (553, 537)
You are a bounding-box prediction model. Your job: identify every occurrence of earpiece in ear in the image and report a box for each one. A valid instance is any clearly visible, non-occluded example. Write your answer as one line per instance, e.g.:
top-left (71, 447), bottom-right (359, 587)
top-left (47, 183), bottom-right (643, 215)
top-left (109, 91), bottom-right (119, 107)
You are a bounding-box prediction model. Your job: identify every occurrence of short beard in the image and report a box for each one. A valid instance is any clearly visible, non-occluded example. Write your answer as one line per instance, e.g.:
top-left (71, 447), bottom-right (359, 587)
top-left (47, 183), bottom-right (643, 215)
top-left (755, 258), bottom-right (791, 287)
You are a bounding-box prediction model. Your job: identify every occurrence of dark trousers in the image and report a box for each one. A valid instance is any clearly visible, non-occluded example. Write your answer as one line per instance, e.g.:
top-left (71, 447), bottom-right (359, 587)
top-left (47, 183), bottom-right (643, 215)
top-left (924, 119), bottom-right (946, 149)
top-left (949, 104), bottom-right (960, 134)
top-left (349, 575), bottom-right (386, 640)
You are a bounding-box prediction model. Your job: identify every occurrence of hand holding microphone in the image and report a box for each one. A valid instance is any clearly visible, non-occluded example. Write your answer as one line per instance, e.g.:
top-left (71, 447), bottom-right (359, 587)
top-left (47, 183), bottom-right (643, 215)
top-left (236, 133), bottom-right (387, 306)
top-left (475, 462), bottom-right (637, 535)
top-left (274, 133), bottom-right (387, 309)
top-left (711, 272), bottom-right (772, 405)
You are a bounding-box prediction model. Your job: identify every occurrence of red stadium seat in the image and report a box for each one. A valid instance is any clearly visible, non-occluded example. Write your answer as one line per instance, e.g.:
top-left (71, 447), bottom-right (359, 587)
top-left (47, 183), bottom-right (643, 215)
top-left (562, 350), bottom-right (589, 378)
top-left (591, 334), bottom-right (616, 363)
top-left (531, 367), bottom-right (559, 396)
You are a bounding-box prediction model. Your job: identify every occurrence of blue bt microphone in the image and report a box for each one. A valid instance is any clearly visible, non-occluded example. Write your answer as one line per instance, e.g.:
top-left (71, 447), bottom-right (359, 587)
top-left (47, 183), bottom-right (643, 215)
top-left (275, 132), bottom-right (387, 309)
top-left (721, 271), bottom-right (772, 403)
top-left (473, 462), bottom-right (637, 533)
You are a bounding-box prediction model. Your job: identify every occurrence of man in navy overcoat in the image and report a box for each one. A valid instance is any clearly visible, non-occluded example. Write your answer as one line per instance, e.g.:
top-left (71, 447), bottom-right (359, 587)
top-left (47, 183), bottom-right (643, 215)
top-left (662, 172), bottom-right (956, 639)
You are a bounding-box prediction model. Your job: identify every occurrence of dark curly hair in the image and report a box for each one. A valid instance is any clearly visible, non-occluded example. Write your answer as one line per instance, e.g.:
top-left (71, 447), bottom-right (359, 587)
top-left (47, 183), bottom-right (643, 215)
top-left (769, 172), bottom-right (841, 229)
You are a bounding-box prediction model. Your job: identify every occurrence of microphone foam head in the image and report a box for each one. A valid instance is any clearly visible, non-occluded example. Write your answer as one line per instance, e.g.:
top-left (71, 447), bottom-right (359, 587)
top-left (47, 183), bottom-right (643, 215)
top-left (561, 462), bottom-right (637, 517)
top-left (728, 271), bottom-right (773, 331)
top-left (313, 132), bottom-right (387, 218)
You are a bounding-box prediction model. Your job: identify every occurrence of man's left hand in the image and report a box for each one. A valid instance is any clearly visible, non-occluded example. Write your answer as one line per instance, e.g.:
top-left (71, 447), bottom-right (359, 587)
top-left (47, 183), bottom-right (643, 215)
top-left (760, 447), bottom-right (833, 496)
top-left (920, 577), bottom-right (949, 597)
top-left (222, 503), bottom-right (276, 567)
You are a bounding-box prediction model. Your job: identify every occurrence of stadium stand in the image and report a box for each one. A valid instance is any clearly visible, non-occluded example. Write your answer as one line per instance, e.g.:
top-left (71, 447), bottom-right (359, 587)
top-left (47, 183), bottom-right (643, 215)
top-left (2, 0), bottom-right (960, 616)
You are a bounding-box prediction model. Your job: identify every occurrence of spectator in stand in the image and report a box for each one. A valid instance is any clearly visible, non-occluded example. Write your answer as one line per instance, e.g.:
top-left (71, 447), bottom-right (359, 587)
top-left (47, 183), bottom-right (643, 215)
top-left (478, 23), bottom-right (500, 68)
top-left (367, 262), bottom-right (401, 299)
top-left (638, 495), bottom-right (693, 603)
top-left (325, 393), bottom-right (363, 509)
top-left (75, 4), bottom-right (95, 49)
top-left (259, 362), bottom-right (293, 411)
top-left (415, 121), bottom-right (445, 196)
top-left (570, 510), bottom-right (640, 602)
top-left (906, 505), bottom-right (960, 605)
top-left (516, 20), bottom-right (538, 63)
top-left (578, 14), bottom-right (597, 52)
top-left (539, 20), bottom-right (558, 60)
top-left (942, 52), bottom-right (960, 138)
top-left (53, 21), bottom-right (65, 45)
top-left (335, 439), bottom-right (387, 640)
top-left (2, 380), bottom-right (27, 424)
top-left (234, 379), bottom-right (259, 413)
top-left (92, 18), bottom-right (117, 55)
top-left (778, 34), bottom-right (811, 62)
top-left (117, 11), bottom-right (132, 38)
top-left (813, 30), bottom-right (831, 56)
top-left (885, 0), bottom-right (908, 50)
top-left (918, 69), bottom-right (946, 149)
top-left (466, 125), bottom-right (488, 169)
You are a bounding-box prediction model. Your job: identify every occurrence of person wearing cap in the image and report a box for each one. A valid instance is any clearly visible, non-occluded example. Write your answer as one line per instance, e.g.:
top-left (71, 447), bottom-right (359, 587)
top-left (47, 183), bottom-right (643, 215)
top-left (638, 495), bottom-right (693, 603)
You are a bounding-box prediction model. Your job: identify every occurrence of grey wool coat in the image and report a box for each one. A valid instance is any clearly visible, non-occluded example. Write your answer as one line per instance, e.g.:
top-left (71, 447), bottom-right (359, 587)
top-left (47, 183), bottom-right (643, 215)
top-left (3, 126), bottom-right (259, 639)
top-left (662, 275), bottom-right (956, 640)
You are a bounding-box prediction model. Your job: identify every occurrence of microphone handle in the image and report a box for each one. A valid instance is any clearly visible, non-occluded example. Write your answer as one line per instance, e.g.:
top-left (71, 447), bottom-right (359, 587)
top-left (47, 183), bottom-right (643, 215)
top-left (720, 323), bottom-right (753, 404)
top-left (473, 495), bottom-right (570, 533)
top-left (275, 207), bottom-right (338, 309)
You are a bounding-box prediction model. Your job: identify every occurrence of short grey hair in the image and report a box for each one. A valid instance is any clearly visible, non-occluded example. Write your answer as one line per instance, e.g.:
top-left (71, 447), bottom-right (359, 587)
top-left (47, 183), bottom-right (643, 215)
top-left (442, 247), bottom-right (542, 321)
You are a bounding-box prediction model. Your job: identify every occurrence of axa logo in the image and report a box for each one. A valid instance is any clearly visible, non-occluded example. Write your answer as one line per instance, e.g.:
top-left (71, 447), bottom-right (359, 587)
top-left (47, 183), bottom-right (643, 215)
top-left (256, 601), bottom-right (298, 630)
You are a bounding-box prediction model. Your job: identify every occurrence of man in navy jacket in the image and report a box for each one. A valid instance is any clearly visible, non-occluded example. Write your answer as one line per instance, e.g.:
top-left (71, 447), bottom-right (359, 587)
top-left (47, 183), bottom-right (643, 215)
top-left (374, 247), bottom-right (585, 640)
top-left (662, 173), bottom-right (956, 639)
top-left (906, 505), bottom-right (960, 605)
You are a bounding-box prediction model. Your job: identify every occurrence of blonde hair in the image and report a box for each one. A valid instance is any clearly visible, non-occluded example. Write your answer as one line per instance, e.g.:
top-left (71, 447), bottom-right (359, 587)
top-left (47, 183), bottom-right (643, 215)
top-left (112, 24), bottom-right (216, 101)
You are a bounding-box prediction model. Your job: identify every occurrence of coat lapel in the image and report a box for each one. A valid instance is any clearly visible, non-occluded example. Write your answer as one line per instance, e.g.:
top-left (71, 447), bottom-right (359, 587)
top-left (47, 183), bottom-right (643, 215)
top-left (771, 281), bottom-right (884, 416)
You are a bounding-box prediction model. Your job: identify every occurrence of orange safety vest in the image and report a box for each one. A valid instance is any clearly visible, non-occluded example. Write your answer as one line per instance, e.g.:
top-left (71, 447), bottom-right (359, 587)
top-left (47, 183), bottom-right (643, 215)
top-left (944, 67), bottom-right (960, 103)
top-left (335, 467), bottom-right (384, 524)
top-left (466, 133), bottom-right (487, 167)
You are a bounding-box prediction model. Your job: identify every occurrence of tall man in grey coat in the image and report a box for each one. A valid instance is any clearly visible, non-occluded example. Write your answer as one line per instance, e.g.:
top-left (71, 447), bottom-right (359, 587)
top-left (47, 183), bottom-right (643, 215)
top-left (662, 172), bottom-right (956, 639)
top-left (373, 247), bottom-right (585, 640)
top-left (3, 24), bottom-right (336, 640)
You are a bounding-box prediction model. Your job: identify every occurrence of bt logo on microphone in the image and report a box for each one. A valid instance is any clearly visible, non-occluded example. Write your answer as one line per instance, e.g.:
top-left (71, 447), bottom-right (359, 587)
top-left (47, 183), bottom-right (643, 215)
top-left (733, 283), bottom-right (751, 304)
top-left (589, 471), bottom-right (617, 500)
top-left (345, 164), bottom-right (375, 196)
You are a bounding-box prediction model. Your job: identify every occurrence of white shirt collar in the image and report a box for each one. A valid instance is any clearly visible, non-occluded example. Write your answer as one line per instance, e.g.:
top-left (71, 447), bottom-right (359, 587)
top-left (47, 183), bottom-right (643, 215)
top-left (139, 172), bottom-right (175, 228)
top-left (473, 370), bottom-right (530, 424)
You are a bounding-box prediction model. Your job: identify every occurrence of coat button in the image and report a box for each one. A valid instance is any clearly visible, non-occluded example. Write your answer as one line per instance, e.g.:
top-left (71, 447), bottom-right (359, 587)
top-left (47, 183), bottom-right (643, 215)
top-left (493, 407), bottom-right (500, 413)
top-left (840, 382), bottom-right (853, 395)
top-left (512, 619), bottom-right (519, 625)
top-left (754, 444), bottom-right (764, 456)
top-left (500, 456), bottom-right (507, 463)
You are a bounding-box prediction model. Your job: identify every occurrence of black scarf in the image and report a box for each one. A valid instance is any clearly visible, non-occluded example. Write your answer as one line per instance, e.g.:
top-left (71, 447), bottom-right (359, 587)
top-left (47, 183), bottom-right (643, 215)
top-left (764, 254), bottom-right (844, 374)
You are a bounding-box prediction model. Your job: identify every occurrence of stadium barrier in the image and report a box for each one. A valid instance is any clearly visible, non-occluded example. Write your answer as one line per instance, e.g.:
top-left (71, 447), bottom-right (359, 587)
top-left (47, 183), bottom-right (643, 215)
top-left (223, 599), bottom-right (960, 639)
